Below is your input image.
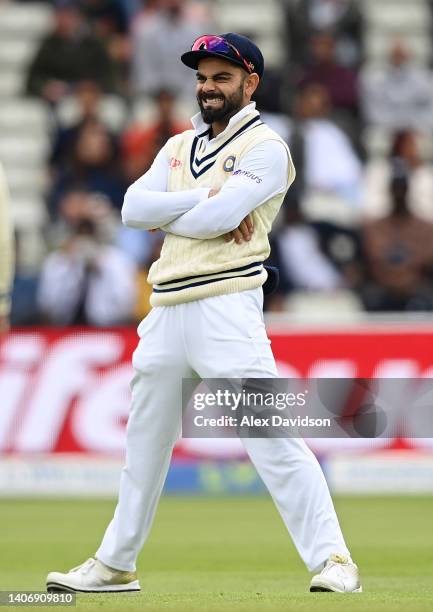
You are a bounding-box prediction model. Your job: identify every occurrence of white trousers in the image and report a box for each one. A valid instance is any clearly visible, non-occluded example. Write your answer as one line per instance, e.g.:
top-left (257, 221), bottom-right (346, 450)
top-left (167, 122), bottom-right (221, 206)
top-left (96, 288), bottom-right (350, 572)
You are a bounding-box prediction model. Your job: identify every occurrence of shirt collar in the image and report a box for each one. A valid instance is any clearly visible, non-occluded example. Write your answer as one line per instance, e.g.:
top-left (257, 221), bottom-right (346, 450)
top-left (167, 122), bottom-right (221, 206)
top-left (190, 102), bottom-right (258, 140)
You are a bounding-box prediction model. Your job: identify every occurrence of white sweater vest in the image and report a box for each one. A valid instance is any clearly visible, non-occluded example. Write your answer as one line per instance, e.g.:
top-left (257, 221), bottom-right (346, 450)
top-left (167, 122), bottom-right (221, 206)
top-left (148, 109), bottom-right (295, 306)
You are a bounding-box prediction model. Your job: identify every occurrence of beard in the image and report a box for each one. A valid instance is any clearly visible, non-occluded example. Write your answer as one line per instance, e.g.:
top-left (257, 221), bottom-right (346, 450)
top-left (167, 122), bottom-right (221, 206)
top-left (197, 83), bottom-right (244, 124)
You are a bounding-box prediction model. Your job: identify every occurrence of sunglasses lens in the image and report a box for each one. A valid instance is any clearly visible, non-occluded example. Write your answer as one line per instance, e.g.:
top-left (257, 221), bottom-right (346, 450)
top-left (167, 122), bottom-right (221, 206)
top-left (191, 35), bottom-right (253, 74)
top-left (191, 35), bottom-right (230, 53)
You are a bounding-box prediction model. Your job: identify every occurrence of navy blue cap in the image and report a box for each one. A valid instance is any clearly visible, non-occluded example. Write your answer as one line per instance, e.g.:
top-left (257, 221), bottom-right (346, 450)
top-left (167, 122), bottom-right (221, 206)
top-left (181, 33), bottom-right (264, 78)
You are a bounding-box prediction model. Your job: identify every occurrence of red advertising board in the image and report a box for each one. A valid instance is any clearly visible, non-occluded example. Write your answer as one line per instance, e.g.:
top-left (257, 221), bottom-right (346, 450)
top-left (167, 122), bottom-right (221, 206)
top-left (1, 324), bottom-right (433, 457)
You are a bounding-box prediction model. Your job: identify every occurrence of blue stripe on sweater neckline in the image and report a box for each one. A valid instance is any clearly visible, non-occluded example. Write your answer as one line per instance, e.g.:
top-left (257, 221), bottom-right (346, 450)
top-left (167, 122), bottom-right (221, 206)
top-left (190, 115), bottom-right (262, 179)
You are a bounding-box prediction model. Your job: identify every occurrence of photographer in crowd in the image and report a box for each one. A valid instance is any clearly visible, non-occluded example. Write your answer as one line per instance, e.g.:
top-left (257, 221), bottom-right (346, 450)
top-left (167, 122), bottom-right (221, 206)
top-left (37, 190), bottom-right (136, 326)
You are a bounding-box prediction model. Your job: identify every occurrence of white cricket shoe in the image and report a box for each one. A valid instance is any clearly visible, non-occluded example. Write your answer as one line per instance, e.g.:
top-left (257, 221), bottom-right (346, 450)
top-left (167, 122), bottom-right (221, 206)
top-left (310, 553), bottom-right (362, 593)
top-left (46, 557), bottom-right (140, 593)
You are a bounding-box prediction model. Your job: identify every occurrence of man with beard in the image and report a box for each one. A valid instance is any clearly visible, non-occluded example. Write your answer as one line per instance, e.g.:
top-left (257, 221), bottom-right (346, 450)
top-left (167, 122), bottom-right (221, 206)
top-left (47, 33), bottom-right (361, 594)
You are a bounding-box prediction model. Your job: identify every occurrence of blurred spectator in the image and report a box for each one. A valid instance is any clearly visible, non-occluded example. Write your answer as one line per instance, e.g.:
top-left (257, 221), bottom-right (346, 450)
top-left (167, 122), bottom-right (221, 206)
top-left (49, 189), bottom-right (118, 244)
top-left (360, 41), bottom-right (433, 131)
top-left (254, 70), bottom-right (291, 141)
top-left (55, 80), bottom-right (128, 135)
top-left (49, 117), bottom-right (127, 215)
top-left (50, 81), bottom-right (104, 176)
top-left (288, 83), bottom-right (362, 220)
top-left (0, 162), bottom-right (14, 333)
top-left (79, 0), bottom-right (132, 95)
top-left (272, 197), bottom-right (364, 300)
top-left (276, 200), bottom-right (344, 292)
top-left (286, 0), bottom-right (363, 67)
top-left (311, 219), bottom-right (365, 289)
top-left (26, 1), bottom-right (118, 103)
top-left (79, 0), bottom-right (130, 34)
top-left (121, 89), bottom-right (188, 183)
top-left (254, 69), bottom-right (285, 115)
top-left (38, 192), bottom-right (136, 326)
top-left (297, 32), bottom-right (359, 120)
top-left (10, 231), bottom-right (40, 326)
top-left (131, 0), bottom-right (206, 98)
top-left (50, 80), bottom-right (127, 174)
top-left (363, 131), bottom-right (433, 222)
top-left (361, 162), bottom-right (433, 312)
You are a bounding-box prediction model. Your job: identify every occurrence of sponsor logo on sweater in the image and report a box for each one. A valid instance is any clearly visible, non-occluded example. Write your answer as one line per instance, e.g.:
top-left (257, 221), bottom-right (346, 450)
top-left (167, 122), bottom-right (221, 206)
top-left (233, 169), bottom-right (262, 183)
top-left (169, 157), bottom-right (183, 169)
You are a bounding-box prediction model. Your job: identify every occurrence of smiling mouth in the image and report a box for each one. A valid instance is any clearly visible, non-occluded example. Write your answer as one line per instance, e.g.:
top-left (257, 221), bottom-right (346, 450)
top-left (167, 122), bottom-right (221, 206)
top-left (202, 97), bottom-right (224, 107)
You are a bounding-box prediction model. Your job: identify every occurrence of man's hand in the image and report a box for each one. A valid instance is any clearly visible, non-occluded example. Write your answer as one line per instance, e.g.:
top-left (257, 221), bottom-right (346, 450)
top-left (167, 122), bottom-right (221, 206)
top-left (224, 214), bottom-right (254, 244)
top-left (208, 188), bottom-right (254, 244)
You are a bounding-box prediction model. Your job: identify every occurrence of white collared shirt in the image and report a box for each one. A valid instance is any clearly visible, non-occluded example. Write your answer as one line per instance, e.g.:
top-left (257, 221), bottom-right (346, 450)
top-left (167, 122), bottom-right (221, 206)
top-left (122, 104), bottom-right (289, 239)
top-left (190, 102), bottom-right (258, 141)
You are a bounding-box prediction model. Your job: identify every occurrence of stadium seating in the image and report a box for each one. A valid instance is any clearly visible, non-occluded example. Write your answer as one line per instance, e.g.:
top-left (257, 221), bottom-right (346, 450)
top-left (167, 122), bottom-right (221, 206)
top-left (131, 96), bottom-right (195, 128)
top-left (0, 1), bottom-right (53, 37)
top-left (284, 289), bottom-right (364, 321)
top-left (56, 94), bottom-right (129, 133)
top-left (360, 0), bottom-right (433, 210)
top-left (0, 1), bottom-right (53, 262)
top-left (213, 0), bottom-right (287, 67)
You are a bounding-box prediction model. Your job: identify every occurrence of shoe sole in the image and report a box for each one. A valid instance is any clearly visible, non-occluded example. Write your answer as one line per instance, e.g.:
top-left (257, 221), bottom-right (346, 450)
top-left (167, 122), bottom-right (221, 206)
top-left (46, 582), bottom-right (140, 593)
top-left (310, 584), bottom-right (362, 593)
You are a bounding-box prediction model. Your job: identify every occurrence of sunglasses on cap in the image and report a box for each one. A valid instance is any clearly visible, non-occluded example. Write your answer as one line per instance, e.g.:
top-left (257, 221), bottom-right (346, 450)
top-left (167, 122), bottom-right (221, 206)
top-left (191, 35), bottom-right (255, 74)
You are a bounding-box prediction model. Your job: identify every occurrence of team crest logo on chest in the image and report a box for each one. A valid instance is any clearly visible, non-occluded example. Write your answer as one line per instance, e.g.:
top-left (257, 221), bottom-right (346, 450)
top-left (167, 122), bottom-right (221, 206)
top-left (189, 114), bottom-right (263, 179)
top-left (223, 155), bottom-right (236, 172)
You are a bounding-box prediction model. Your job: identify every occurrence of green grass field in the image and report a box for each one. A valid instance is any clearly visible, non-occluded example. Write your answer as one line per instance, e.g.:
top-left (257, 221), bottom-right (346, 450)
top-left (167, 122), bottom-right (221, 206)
top-left (1, 495), bottom-right (433, 611)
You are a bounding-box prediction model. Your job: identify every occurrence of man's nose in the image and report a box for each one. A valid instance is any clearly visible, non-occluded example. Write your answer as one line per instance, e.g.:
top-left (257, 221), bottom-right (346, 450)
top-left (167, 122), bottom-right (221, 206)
top-left (201, 79), bottom-right (216, 93)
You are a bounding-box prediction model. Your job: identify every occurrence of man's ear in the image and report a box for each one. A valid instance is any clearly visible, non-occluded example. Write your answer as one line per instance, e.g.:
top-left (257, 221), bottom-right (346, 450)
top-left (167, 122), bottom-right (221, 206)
top-left (244, 73), bottom-right (260, 98)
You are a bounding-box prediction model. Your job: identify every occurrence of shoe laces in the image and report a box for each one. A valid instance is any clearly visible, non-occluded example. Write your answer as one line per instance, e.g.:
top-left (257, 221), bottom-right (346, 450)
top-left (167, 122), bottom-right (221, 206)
top-left (328, 553), bottom-right (349, 565)
top-left (69, 558), bottom-right (96, 574)
top-left (321, 553), bottom-right (350, 575)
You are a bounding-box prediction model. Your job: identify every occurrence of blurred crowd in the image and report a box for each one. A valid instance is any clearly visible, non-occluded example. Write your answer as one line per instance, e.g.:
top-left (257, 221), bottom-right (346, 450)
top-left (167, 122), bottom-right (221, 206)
top-left (7, 0), bottom-right (433, 325)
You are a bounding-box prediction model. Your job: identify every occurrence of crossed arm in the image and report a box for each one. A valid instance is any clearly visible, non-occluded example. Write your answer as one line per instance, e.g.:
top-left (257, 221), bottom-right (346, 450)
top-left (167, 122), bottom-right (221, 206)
top-left (121, 140), bottom-right (290, 241)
